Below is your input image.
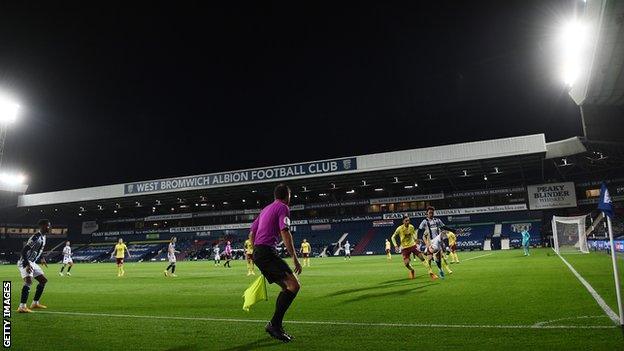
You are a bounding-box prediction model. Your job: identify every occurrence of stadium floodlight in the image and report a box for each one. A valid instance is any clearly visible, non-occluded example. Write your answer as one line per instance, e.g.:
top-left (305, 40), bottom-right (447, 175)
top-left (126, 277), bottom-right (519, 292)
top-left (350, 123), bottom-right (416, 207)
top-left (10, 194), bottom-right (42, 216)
top-left (0, 95), bottom-right (20, 169)
top-left (374, 188), bottom-right (384, 192)
top-left (0, 95), bottom-right (19, 124)
top-left (346, 189), bottom-right (355, 194)
top-left (0, 172), bottom-right (26, 185)
top-left (559, 20), bottom-right (588, 86)
top-left (404, 185), bottom-right (413, 189)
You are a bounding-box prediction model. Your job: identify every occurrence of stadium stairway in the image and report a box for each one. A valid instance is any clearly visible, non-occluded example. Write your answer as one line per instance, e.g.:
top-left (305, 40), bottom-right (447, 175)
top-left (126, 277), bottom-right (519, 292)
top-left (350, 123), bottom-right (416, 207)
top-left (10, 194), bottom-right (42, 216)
top-left (353, 228), bottom-right (378, 255)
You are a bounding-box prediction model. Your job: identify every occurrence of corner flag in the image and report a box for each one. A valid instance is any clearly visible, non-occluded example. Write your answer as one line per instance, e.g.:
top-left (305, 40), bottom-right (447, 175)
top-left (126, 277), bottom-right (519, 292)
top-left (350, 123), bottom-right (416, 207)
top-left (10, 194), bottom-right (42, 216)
top-left (598, 181), bottom-right (624, 326)
top-left (242, 276), bottom-right (268, 312)
top-left (597, 182), bottom-right (613, 218)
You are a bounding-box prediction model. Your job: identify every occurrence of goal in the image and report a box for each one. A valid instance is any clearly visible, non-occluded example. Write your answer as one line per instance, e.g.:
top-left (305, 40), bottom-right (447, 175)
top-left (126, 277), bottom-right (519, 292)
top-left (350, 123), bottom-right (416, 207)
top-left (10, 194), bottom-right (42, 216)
top-left (551, 215), bottom-right (589, 254)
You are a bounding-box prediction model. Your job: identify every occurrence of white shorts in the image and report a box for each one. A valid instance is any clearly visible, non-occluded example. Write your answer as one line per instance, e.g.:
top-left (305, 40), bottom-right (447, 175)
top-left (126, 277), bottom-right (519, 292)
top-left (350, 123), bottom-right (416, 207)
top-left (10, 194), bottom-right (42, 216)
top-left (215, 255), bottom-right (221, 260)
top-left (345, 251), bottom-right (351, 256)
top-left (17, 260), bottom-right (44, 279)
top-left (429, 242), bottom-right (441, 253)
top-left (168, 254), bottom-right (176, 263)
top-left (63, 257), bottom-right (73, 264)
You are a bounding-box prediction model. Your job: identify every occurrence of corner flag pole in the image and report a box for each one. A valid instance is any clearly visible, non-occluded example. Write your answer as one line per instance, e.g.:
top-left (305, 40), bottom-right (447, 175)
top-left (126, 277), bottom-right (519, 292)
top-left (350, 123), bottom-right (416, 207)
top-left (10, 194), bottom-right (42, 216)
top-left (598, 182), bottom-right (623, 326)
top-left (605, 213), bottom-right (624, 326)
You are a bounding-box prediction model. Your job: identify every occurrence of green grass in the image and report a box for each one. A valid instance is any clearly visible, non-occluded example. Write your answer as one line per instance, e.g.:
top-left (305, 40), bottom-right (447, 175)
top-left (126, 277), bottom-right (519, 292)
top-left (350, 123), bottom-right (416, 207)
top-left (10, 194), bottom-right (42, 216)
top-left (3, 249), bottom-right (624, 350)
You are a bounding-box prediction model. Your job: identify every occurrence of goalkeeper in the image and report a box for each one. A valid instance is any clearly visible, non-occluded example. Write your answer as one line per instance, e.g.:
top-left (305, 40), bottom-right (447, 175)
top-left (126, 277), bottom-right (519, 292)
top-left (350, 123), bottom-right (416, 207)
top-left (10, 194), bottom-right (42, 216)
top-left (521, 228), bottom-right (530, 256)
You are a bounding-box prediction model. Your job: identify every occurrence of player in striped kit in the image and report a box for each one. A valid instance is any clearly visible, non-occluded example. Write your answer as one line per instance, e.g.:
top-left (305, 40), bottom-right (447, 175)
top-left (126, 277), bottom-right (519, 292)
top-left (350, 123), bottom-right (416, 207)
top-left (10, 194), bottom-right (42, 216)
top-left (17, 219), bottom-right (51, 313)
top-left (59, 241), bottom-right (74, 276)
top-left (418, 207), bottom-right (455, 278)
top-left (164, 236), bottom-right (180, 277)
top-left (213, 244), bottom-right (221, 266)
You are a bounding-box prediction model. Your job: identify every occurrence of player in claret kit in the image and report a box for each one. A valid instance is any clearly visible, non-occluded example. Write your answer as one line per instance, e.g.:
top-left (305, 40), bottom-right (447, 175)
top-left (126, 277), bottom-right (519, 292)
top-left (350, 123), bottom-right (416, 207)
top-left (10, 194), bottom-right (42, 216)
top-left (300, 239), bottom-right (311, 267)
top-left (447, 230), bottom-right (459, 263)
top-left (385, 239), bottom-right (392, 260)
top-left (391, 215), bottom-right (437, 280)
top-left (111, 238), bottom-right (132, 277)
top-left (244, 235), bottom-right (256, 275)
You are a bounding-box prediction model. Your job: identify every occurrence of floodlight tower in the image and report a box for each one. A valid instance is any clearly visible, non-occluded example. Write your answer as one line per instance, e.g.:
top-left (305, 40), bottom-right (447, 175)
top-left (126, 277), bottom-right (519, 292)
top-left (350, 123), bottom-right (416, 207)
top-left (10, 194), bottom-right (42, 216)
top-left (0, 95), bottom-right (20, 169)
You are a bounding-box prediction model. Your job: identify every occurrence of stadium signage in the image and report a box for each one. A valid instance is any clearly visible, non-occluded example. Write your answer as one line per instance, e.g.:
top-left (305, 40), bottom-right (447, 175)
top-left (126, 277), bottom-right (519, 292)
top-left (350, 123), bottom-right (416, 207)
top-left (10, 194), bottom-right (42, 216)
top-left (373, 220), bottom-right (395, 227)
top-left (446, 187), bottom-right (525, 198)
top-left (527, 182), bottom-right (577, 210)
top-left (577, 194), bottom-right (624, 205)
top-left (169, 223), bottom-right (252, 233)
top-left (91, 230), bottom-right (134, 237)
top-left (382, 204), bottom-right (527, 219)
top-left (81, 221), bottom-right (99, 234)
top-left (303, 200), bottom-right (369, 209)
top-left (370, 193), bottom-right (444, 205)
top-left (123, 157), bottom-right (357, 195)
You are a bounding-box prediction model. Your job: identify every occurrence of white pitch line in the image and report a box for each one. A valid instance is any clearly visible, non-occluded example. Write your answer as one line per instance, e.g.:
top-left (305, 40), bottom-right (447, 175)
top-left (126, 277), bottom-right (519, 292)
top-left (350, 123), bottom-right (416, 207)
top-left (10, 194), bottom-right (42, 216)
top-left (533, 315), bottom-right (606, 327)
top-left (36, 311), bottom-right (615, 330)
top-left (463, 253), bottom-right (494, 261)
top-left (555, 251), bottom-right (620, 324)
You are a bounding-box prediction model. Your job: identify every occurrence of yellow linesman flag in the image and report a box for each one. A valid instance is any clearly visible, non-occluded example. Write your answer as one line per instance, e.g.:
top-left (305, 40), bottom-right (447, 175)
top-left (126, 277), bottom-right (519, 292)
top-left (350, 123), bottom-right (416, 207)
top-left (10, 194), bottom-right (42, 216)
top-left (242, 276), bottom-right (268, 311)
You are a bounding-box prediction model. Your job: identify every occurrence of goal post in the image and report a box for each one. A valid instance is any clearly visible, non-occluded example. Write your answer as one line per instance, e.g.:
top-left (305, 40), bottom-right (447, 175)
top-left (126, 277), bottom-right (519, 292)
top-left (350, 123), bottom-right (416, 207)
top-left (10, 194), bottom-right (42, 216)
top-left (552, 215), bottom-right (589, 255)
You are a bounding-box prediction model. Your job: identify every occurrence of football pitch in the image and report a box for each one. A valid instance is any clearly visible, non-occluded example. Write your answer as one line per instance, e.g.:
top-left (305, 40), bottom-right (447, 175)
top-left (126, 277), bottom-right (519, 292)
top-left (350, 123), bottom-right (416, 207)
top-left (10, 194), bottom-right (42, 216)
top-left (4, 249), bottom-right (624, 350)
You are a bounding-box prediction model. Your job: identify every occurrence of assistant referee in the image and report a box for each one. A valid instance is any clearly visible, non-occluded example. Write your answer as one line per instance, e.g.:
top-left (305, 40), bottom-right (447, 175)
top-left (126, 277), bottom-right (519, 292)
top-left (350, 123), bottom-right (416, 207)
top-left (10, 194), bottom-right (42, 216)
top-left (250, 183), bottom-right (302, 343)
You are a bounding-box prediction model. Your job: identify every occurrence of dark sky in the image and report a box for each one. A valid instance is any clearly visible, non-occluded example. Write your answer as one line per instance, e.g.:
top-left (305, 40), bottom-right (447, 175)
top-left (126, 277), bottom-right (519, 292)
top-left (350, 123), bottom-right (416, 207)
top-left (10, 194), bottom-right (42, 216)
top-left (0, 1), bottom-right (583, 194)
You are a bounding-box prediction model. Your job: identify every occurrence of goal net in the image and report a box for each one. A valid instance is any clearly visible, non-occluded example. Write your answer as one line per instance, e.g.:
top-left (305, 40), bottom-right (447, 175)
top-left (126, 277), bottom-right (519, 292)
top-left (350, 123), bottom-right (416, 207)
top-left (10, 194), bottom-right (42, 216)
top-left (552, 215), bottom-right (589, 255)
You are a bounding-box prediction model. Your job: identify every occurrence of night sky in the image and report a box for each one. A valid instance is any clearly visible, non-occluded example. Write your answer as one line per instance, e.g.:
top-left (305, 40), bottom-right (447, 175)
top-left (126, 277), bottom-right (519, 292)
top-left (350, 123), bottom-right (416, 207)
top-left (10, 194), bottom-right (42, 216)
top-left (0, 1), bottom-right (583, 194)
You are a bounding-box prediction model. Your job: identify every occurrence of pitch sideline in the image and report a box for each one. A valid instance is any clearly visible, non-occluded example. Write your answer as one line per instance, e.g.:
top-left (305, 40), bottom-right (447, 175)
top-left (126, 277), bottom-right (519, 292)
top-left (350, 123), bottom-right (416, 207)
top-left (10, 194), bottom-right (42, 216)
top-left (555, 251), bottom-right (620, 324)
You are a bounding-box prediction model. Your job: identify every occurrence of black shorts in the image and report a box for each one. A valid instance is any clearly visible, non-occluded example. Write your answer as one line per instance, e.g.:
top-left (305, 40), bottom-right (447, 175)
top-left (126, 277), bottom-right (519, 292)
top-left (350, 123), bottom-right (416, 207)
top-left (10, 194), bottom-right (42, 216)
top-left (253, 245), bottom-right (292, 284)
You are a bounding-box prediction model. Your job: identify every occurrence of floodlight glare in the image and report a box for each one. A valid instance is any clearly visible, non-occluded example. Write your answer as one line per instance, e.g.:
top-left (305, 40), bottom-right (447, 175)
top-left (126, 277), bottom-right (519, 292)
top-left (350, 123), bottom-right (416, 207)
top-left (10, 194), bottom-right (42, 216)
top-left (559, 20), bottom-right (588, 86)
top-left (0, 96), bottom-right (20, 124)
top-left (0, 172), bottom-right (26, 185)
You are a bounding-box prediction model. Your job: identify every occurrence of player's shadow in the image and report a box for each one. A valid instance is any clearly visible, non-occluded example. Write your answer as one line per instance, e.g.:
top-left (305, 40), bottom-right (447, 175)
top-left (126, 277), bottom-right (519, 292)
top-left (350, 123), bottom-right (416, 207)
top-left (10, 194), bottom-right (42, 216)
top-left (326, 276), bottom-right (432, 297)
top-left (220, 337), bottom-right (279, 351)
top-left (342, 283), bottom-right (435, 303)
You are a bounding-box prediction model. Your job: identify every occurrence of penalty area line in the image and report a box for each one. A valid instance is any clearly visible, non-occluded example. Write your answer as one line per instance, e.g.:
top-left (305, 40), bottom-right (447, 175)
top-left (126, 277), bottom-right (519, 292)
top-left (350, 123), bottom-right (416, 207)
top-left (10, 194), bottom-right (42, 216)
top-left (36, 311), bottom-right (615, 330)
top-left (463, 253), bottom-right (494, 261)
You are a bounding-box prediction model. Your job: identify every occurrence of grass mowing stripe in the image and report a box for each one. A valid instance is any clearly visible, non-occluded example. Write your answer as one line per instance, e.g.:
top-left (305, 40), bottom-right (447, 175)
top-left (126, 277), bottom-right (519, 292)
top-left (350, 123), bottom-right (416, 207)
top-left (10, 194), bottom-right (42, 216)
top-left (555, 251), bottom-right (620, 324)
top-left (36, 311), bottom-right (616, 330)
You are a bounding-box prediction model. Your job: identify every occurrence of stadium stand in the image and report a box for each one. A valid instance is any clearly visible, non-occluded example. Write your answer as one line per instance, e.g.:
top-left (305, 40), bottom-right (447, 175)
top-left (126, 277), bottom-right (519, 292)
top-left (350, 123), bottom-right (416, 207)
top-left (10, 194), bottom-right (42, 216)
top-left (72, 245), bottom-right (113, 262)
top-left (1, 134), bottom-right (622, 260)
